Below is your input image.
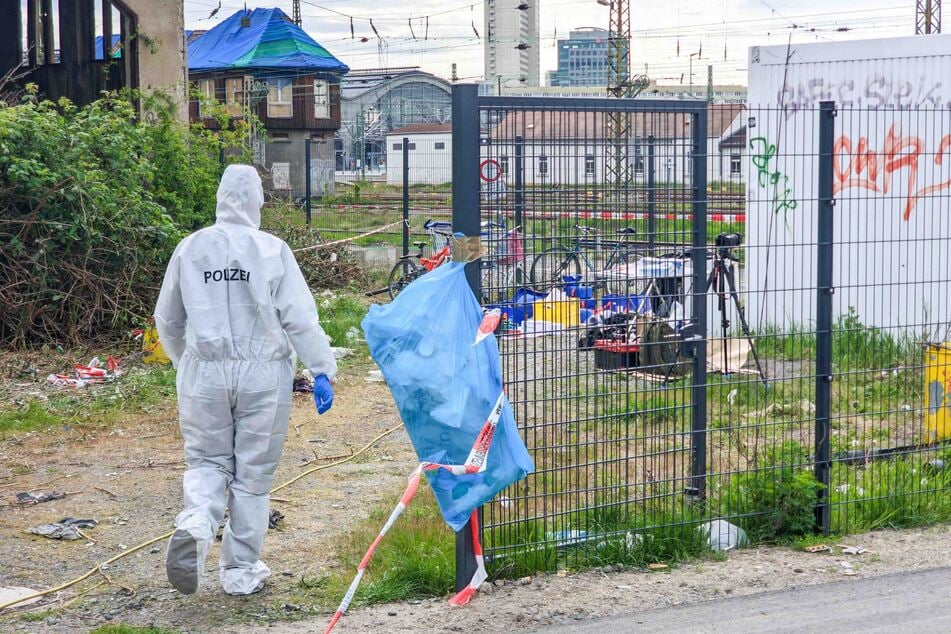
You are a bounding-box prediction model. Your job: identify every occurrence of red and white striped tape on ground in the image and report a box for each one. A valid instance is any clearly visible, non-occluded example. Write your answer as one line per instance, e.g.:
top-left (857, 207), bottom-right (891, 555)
top-left (324, 392), bottom-right (506, 633)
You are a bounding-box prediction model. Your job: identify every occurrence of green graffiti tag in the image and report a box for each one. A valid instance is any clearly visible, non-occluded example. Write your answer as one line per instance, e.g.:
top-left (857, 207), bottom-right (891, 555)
top-left (749, 136), bottom-right (798, 214)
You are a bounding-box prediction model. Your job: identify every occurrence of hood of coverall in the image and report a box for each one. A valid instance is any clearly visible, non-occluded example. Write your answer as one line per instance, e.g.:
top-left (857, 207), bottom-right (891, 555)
top-left (215, 164), bottom-right (264, 229)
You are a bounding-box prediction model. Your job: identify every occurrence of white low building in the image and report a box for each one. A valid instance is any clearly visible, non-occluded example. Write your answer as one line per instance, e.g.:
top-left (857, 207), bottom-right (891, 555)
top-left (385, 123), bottom-right (453, 185)
top-left (485, 104), bottom-right (744, 188)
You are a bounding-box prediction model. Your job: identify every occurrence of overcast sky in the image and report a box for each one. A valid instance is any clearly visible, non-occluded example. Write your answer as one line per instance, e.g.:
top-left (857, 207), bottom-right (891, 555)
top-left (183, 0), bottom-right (916, 85)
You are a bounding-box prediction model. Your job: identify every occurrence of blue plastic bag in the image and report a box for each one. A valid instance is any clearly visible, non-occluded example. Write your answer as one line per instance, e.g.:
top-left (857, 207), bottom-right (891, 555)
top-left (362, 263), bottom-right (534, 531)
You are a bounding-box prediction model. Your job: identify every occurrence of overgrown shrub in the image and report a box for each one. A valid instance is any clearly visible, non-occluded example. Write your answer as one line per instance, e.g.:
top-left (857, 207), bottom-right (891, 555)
top-left (720, 441), bottom-right (820, 542)
top-left (262, 203), bottom-right (372, 290)
top-left (0, 88), bottom-right (249, 345)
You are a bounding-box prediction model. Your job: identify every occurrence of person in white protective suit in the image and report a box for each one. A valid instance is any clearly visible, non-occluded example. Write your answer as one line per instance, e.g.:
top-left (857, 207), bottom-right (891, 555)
top-left (154, 164), bottom-right (337, 596)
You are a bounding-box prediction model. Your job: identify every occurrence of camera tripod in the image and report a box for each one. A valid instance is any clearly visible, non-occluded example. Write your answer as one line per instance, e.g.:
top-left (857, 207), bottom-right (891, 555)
top-left (705, 247), bottom-right (768, 388)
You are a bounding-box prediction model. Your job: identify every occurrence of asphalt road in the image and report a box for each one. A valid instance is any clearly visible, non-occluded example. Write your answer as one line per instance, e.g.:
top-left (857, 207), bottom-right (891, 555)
top-left (546, 566), bottom-right (951, 633)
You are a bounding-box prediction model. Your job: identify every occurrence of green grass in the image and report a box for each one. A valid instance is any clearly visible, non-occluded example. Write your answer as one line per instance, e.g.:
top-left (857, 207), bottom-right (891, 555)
top-left (88, 626), bottom-right (178, 634)
top-left (831, 454), bottom-right (951, 533)
top-left (487, 502), bottom-right (713, 578)
top-left (18, 609), bottom-right (56, 622)
top-left (290, 484), bottom-right (455, 611)
top-left (757, 307), bottom-right (917, 371)
top-left (0, 365), bottom-right (177, 436)
top-left (319, 294), bottom-right (370, 353)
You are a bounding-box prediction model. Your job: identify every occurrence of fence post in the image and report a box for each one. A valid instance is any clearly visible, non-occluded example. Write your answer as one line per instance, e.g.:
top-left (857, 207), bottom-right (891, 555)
top-left (402, 137), bottom-right (410, 258)
top-left (689, 106), bottom-right (708, 502)
top-left (304, 138), bottom-right (312, 226)
top-left (514, 135), bottom-right (524, 231)
top-left (451, 83), bottom-right (482, 591)
top-left (647, 135), bottom-right (656, 255)
top-left (815, 100), bottom-right (836, 535)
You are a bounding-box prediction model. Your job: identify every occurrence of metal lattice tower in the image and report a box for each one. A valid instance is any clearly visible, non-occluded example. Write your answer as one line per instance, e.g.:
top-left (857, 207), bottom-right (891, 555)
top-left (292, 0), bottom-right (302, 26)
top-left (604, 0), bottom-right (649, 190)
top-left (917, 0), bottom-right (942, 33)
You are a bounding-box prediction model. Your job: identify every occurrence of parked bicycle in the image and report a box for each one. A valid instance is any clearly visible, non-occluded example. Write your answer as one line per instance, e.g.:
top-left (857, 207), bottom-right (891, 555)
top-left (480, 219), bottom-right (527, 303)
top-left (387, 219), bottom-right (454, 299)
top-left (530, 225), bottom-right (643, 294)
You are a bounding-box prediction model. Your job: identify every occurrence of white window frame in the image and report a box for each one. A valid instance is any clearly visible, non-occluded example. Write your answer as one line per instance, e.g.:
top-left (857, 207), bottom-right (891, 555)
top-left (313, 79), bottom-right (330, 119)
top-left (267, 78), bottom-right (293, 118)
top-left (584, 154), bottom-right (595, 176)
top-left (730, 153), bottom-right (742, 176)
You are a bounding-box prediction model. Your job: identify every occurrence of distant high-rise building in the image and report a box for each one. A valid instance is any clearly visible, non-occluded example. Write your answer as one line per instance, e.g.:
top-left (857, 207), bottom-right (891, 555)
top-left (548, 27), bottom-right (625, 87)
top-left (484, 0), bottom-right (540, 89)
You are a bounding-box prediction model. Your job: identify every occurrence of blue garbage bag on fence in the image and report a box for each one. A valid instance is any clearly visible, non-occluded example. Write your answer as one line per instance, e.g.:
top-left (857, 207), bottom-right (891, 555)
top-left (361, 262), bottom-right (534, 531)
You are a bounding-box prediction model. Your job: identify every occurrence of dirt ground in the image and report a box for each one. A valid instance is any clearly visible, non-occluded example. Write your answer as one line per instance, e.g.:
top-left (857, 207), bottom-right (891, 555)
top-left (0, 359), bottom-right (419, 632)
top-left (250, 524), bottom-right (951, 633)
top-left (2, 354), bottom-right (951, 634)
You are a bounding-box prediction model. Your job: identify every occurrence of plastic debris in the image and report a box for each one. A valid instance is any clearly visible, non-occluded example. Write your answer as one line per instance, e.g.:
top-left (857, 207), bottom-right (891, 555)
top-left (839, 545), bottom-right (869, 555)
top-left (292, 376), bottom-right (313, 393)
top-left (0, 587), bottom-right (41, 608)
top-left (700, 519), bottom-right (749, 552)
top-left (268, 510), bottom-right (285, 530)
top-left (474, 308), bottom-right (502, 346)
top-left (16, 491), bottom-right (66, 505)
top-left (28, 518), bottom-right (97, 540)
top-left (548, 530), bottom-right (589, 548)
top-left (804, 544), bottom-right (833, 553)
top-left (331, 347), bottom-right (354, 360)
top-left (365, 370), bottom-right (385, 383)
top-left (46, 356), bottom-right (122, 388)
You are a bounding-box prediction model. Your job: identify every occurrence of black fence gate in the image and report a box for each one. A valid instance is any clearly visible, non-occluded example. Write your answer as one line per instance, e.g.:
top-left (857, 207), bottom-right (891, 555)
top-left (452, 85), bottom-right (713, 580)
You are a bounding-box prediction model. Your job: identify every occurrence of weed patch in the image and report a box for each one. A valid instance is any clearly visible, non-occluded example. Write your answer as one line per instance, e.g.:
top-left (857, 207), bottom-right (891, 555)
top-left (0, 365), bottom-right (176, 435)
top-left (292, 484), bottom-right (454, 611)
top-left (718, 441), bottom-right (820, 542)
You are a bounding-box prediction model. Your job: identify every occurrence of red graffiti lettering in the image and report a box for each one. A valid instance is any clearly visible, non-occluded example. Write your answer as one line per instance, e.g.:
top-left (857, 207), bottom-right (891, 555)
top-left (833, 125), bottom-right (951, 221)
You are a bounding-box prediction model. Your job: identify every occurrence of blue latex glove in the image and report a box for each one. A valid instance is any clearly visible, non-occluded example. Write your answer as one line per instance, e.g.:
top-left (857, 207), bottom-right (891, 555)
top-left (313, 374), bottom-right (334, 415)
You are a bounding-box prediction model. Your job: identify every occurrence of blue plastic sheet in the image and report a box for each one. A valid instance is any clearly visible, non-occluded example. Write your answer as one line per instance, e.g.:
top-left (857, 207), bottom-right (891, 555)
top-left (187, 8), bottom-right (349, 73)
top-left (362, 263), bottom-right (534, 531)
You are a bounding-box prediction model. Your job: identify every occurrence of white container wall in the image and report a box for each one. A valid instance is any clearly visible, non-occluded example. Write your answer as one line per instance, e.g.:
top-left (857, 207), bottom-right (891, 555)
top-left (746, 34), bottom-right (951, 336)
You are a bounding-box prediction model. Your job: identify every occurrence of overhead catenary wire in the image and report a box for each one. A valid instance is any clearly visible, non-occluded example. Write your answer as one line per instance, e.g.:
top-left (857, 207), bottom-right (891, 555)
top-left (0, 422), bottom-right (406, 613)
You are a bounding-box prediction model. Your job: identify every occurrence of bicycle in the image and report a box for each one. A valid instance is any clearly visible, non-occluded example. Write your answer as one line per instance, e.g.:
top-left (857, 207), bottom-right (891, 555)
top-left (480, 219), bottom-right (527, 303)
top-left (530, 225), bottom-right (643, 294)
top-left (387, 219), bottom-right (454, 300)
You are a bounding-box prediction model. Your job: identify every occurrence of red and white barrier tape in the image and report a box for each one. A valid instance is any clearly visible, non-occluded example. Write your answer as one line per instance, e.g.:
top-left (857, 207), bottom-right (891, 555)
top-left (520, 210), bottom-right (745, 223)
top-left (324, 392), bottom-right (505, 633)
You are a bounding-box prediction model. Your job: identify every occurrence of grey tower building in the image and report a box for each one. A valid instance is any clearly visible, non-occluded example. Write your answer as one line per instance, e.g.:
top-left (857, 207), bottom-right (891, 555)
top-left (484, 0), bottom-right (540, 89)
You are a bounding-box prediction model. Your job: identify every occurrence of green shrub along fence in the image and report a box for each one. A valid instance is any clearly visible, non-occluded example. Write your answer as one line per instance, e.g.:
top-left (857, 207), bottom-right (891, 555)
top-left (0, 89), bottom-right (252, 346)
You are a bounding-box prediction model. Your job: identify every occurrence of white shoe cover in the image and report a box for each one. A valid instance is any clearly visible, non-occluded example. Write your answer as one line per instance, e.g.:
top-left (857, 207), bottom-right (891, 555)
top-left (221, 560), bottom-right (270, 595)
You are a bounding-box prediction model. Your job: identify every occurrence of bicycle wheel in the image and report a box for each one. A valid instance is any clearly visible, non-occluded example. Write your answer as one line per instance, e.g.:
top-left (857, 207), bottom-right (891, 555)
top-left (531, 248), bottom-right (581, 293)
top-left (387, 259), bottom-right (422, 300)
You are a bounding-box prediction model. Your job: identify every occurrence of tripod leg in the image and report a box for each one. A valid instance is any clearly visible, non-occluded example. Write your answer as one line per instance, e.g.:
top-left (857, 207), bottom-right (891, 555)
top-left (723, 263), bottom-right (768, 387)
top-left (709, 262), bottom-right (731, 376)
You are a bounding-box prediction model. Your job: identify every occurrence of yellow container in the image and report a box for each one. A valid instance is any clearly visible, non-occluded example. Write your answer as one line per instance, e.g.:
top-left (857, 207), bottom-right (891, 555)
top-left (533, 298), bottom-right (580, 327)
top-left (925, 343), bottom-right (951, 441)
top-left (142, 326), bottom-right (171, 365)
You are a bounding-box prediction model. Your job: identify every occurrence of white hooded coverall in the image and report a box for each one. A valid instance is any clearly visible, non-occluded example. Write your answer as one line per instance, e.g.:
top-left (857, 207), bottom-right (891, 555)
top-left (154, 165), bottom-right (337, 595)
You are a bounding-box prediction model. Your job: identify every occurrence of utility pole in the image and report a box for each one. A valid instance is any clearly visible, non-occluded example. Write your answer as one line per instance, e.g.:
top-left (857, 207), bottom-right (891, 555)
top-left (292, 0), bottom-right (302, 26)
top-left (916, 0), bottom-right (942, 33)
top-left (451, 63), bottom-right (458, 82)
top-left (600, 0), bottom-right (649, 193)
top-left (707, 64), bottom-right (714, 103)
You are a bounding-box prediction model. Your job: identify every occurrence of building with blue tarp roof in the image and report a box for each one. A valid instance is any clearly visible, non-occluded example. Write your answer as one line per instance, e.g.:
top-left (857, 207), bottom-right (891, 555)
top-left (188, 7), bottom-right (348, 198)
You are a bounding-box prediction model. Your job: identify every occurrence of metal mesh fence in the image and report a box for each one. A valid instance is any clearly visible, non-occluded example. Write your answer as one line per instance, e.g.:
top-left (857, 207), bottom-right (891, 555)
top-left (453, 91), bottom-right (951, 579)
